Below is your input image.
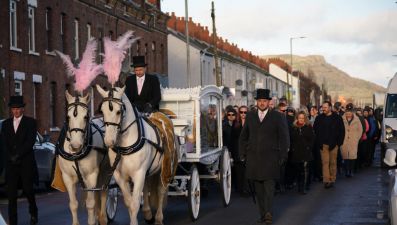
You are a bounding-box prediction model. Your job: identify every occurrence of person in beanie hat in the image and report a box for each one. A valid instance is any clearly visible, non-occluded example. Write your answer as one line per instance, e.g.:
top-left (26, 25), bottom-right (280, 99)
top-left (124, 55), bottom-right (161, 113)
top-left (340, 103), bottom-right (362, 177)
top-left (239, 89), bottom-right (289, 224)
top-left (1, 96), bottom-right (38, 225)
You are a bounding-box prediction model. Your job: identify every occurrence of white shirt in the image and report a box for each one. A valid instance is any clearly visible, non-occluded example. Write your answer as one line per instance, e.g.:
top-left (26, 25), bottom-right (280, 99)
top-left (136, 75), bottom-right (146, 95)
top-left (13, 116), bottom-right (22, 133)
top-left (258, 109), bottom-right (268, 122)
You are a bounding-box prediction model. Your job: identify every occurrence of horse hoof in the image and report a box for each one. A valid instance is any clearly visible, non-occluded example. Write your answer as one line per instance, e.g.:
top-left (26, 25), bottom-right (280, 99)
top-left (144, 217), bottom-right (155, 224)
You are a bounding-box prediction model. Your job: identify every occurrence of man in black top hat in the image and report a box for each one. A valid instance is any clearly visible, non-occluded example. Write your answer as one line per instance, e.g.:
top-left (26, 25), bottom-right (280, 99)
top-left (125, 55), bottom-right (161, 113)
top-left (1, 96), bottom-right (38, 225)
top-left (239, 89), bottom-right (289, 224)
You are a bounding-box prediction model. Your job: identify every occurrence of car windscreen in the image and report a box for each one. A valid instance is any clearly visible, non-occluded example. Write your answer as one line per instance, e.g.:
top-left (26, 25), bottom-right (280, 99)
top-left (385, 94), bottom-right (397, 118)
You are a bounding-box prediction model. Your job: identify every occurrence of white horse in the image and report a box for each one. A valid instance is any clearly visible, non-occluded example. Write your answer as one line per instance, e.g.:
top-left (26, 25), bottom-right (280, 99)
top-left (57, 91), bottom-right (108, 225)
top-left (96, 85), bottom-right (167, 225)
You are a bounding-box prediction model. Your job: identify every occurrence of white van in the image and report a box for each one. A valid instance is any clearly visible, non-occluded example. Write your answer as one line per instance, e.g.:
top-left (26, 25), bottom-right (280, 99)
top-left (382, 72), bottom-right (397, 167)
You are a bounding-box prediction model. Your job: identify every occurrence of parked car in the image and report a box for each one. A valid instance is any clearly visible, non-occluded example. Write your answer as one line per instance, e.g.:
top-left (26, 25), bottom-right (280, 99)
top-left (0, 119), bottom-right (56, 189)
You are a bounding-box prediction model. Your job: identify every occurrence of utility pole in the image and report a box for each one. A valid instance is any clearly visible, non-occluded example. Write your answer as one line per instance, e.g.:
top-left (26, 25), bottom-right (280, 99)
top-left (211, 1), bottom-right (221, 86)
top-left (185, 0), bottom-right (191, 88)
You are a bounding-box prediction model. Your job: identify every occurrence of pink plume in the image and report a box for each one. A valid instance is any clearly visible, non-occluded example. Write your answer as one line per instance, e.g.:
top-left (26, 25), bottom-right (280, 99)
top-left (103, 30), bottom-right (140, 85)
top-left (55, 51), bottom-right (75, 77)
top-left (74, 38), bottom-right (103, 92)
top-left (56, 38), bottom-right (103, 92)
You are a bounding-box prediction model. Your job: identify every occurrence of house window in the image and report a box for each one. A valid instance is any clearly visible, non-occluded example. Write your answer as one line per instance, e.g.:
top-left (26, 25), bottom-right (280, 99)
top-left (98, 28), bottom-right (103, 63)
top-left (136, 40), bottom-right (141, 55)
top-left (10, 1), bottom-right (18, 48)
top-left (74, 19), bottom-right (79, 59)
top-left (90, 87), bottom-right (95, 117)
top-left (152, 42), bottom-right (156, 71)
top-left (50, 82), bottom-right (57, 127)
top-left (14, 80), bottom-right (22, 96)
top-left (160, 44), bottom-right (164, 73)
top-left (28, 6), bottom-right (36, 53)
top-left (60, 13), bottom-right (66, 53)
top-left (87, 23), bottom-right (91, 39)
top-left (33, 82), bottom-right (41, 119)
top-left (46, 8), bottom-right (52, 51)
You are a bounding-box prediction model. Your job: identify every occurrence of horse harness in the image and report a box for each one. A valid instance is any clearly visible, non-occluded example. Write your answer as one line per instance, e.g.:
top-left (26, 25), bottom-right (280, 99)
top-left (57, 98), bottom-right (107, 190)
top-left (99, 90), bottom-right (164, 187)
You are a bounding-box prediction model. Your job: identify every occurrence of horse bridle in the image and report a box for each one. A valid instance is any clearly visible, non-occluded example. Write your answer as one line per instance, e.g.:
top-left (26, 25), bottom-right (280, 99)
top-left (66, 96), bottom-right (89, 136)
top-left (99, 89), bottom-right (134, 134)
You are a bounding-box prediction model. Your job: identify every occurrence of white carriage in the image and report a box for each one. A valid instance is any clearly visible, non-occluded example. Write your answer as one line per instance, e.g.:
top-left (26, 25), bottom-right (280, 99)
top-left (104, 85), bottom-right (232, 222)
top-left (160, 85), bottom-right (232, 221)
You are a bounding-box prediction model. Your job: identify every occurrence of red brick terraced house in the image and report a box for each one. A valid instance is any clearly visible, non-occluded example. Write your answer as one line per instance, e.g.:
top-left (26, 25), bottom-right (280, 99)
top-left (0, 0), bottom-right (169, 141)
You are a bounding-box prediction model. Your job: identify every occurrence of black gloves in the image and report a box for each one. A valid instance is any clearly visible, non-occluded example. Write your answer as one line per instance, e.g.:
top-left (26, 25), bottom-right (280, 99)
top-left (143, 103), bottom-right (153, 114)
top-left (10, 154), bottom-right (21, 165)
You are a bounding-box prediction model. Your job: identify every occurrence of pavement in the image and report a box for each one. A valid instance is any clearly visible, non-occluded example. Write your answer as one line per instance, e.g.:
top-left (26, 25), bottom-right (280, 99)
top-left (0, 147), bottom-right (391, 225)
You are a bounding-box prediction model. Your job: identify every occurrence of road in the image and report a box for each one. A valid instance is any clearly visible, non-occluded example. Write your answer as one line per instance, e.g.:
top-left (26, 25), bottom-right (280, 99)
top-left (0, 149), bottom-right (390, 225)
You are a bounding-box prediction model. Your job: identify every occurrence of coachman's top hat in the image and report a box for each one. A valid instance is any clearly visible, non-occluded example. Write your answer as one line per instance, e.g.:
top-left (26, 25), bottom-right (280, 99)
top-left (8, 96), bottom-right (25, 108)
top-left (255, 89), bottom-right (272, 100)
top-left (131, 56), bottom-right (147, 67)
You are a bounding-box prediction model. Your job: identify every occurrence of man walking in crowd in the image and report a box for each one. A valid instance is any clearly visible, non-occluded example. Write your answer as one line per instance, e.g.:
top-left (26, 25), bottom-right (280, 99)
top-left (125, 55), bottom-right (161, 113)
top-left (1, 96), bottom-right (38, 225)
top-left (239, 89), bottom-right (289, 224)
top-left (313, 101), bottom-right (345, 189)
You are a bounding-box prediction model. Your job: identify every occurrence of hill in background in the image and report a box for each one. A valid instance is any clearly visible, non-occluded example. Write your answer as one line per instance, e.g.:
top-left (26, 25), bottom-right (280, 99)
top-left (262, 55), bottom-right (386, 105)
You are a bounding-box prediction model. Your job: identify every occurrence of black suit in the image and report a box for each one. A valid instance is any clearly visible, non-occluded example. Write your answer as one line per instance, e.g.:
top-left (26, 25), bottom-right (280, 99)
top-left (125, 73), bottom-right (161, 112)
top-left (1, 116), bottom-right (38, 225)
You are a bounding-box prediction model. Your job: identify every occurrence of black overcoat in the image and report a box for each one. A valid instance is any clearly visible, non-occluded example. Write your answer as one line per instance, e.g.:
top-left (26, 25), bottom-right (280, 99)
top-left (313, 112), bottom-right (345, 150)
top-left (239, 109), bottom-right (290, 180)
top-left (289, 123), bottom-right (315, 162)
top-left (125, 73), bottom-right (161, 112)
top-left (1, 116), bottom-right (38, 184)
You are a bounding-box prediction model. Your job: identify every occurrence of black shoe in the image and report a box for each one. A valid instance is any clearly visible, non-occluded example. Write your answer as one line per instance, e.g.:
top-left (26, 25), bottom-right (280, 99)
top-left (30, 215), bottom-right (38, 225)
top-left (324, 182), bottom-right (331, 189)
top-left (264, 212), bottom-right (273, 224)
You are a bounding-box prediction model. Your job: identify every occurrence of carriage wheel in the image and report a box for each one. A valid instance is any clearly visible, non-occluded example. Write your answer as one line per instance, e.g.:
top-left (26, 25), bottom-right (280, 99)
top-left (106, 187), bottom-right (119, 221)
top-left (188, 164), bottom-right (200, 221)
top-left (220, 149), bottom-right (232, 207)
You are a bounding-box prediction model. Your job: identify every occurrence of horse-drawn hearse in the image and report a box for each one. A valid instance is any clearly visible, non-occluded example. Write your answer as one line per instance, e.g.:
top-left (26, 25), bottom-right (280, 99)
top-left (52, 30), bottom-right (231, 225)
top-left (103, 85), bottom-right (232, 222)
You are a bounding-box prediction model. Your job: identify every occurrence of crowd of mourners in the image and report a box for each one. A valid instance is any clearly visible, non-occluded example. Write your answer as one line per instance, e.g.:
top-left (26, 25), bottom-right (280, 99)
top-left (222, 98), bottom-right (383, 196)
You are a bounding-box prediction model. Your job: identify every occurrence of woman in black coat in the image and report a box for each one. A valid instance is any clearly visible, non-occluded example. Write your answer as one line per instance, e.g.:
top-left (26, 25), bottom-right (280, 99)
top-left (290, 111), bottom-right (315, 194)
top-left (222, 108), bottom-right (244, 193)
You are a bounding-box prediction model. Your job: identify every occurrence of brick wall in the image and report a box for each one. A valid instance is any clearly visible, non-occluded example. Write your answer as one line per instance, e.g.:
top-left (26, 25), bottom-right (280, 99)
top-left (0, 0), bottom-right (168, 142)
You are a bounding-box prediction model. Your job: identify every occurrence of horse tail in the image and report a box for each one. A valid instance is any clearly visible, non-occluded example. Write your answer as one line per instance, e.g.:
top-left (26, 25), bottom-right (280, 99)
top-left (148, 172), bottom-right (168, 210)
top-left (95, 190), bottom-right (108, 225)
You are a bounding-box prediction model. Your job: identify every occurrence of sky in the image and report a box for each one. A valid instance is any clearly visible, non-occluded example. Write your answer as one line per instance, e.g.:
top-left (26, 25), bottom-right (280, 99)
top-left (161, 0), bottom-right (397, 88)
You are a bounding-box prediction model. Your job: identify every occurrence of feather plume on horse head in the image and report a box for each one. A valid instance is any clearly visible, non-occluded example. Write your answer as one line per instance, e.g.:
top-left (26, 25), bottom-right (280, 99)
top-left (103, 30), bottom-right (140, 86)
top-left (55, 38), bottom-right (103, 93)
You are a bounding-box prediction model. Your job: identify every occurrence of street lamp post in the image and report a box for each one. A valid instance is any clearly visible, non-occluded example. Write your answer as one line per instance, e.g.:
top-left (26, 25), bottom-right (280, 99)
top-left (287, 36), bottom-right (306, 105)
top-left (185, 0), bottom-right (191, 88)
